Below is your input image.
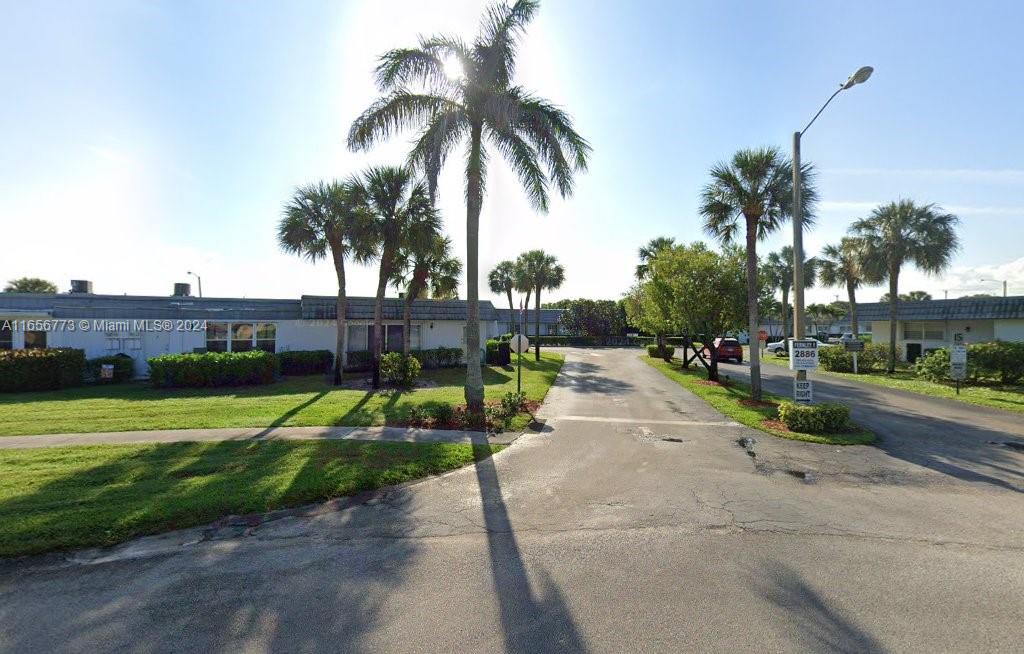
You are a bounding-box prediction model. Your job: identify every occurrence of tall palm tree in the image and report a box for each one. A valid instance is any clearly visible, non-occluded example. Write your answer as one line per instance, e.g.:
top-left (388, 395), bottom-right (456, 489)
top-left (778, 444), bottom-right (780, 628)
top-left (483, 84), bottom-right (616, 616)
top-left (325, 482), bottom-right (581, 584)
top-left (817, 237), bottom-right (869, 336)
top-left (516, 249), bottom-right (564, 360)
top-left (279, 181), bottom-right (372, 385)
top-left (852, 200), bottom-right (959, 372)
top-left (350, 166), bottom-right (442, 388)
top-left (395, 235), bottom-right (463, 355)
top-left (488, 260), bottom-right (518, 334)
top-left (347, 0), bottom-right (590, 412)
top-left (635, 237), bottom-right (676, 281)
top-left (764, 245), bottom-right (818, 339)
top-left (699, 147), bottom-right (817, 400)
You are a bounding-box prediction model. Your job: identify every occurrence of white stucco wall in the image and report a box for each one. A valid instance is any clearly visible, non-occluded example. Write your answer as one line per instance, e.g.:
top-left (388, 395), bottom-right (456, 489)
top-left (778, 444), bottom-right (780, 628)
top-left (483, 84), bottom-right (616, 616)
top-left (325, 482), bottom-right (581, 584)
top-left (994, 319), bottom-right (1024, 342)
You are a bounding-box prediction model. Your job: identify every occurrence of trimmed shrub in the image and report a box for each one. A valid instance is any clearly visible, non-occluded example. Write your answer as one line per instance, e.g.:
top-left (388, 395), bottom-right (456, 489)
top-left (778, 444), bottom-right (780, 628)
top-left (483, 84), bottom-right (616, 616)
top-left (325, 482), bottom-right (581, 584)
top-left (485, 339), bottom-right (512, 365)
top-left (86, 355), bottom-right (135, 383)
top-left (500, 390), bottom-right (527, 418)
top-left (533, 335), bottom-right (597, 347)
top-left (914, 348), bottom-right (953, 382)
top-left (428, 403), bottom-right (455, 426)
top-left (0, 348), bottom-right (86, 392)
top-left (646, 344), bottom-right (675, 360)
top-left (411, 347), bottom-right (463, 369)
top-left (343, 350), bottom-right (373, 372)
top-left (819, 347), bottom-right (854, 373)
top-left (277, 350), bottom-right (333, 376)
top-left (147, 351), bottom-right (278, 388)
top-left (914, 341), bottom-right (1024, 385)
top-left (380, 352), bottom-right (421, 388)
top-left (777, 402), bottom-right (850, 433)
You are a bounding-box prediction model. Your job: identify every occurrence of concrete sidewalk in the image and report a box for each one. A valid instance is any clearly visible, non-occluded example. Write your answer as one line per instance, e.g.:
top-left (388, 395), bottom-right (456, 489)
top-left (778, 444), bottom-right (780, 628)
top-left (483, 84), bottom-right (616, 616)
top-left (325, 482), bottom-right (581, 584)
top-left (0, 425), bottom-right (503, 449)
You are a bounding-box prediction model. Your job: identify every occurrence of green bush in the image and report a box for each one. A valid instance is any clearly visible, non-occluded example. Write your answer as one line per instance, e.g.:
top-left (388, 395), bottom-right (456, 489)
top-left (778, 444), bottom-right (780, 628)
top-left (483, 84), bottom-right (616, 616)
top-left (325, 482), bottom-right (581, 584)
top-left (343, 350), bottom-right (373, 372)
top-left (500, 390), bottom-right (527, 418)
top-left (533, 335), bottom-right (597, 346)
top-left (85, 355), bottom-right (135, 383)
top-left (411, 347), bottom-right (463, 369)
top-left (485, 339), bottom-right (512, 365)
top-left (0, 348), bottom-right (86, 392)
top-left (428, 403), bottom-right (455, 426)
top-left (646, 344), bottom-right (675, 360)
top-left (147, 351), bottom-right (278, 388)
top-left (277, 350), bottom-right (333, 375)
top-left (777, 402), bottom-right (850, 433)
top-left (914, 341), bottom-right (1024, 385)
top-left (914, 348), bottom-right (953, 382)
top-left (819, 342), bottom-right (897, 373)
top-left (380, 352), bottom-right (421, 388)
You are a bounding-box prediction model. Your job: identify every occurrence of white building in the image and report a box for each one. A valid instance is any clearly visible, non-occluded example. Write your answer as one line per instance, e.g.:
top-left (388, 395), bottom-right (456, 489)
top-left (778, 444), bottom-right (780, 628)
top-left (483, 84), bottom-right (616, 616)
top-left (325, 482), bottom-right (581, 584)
top-left (858, 296), bottom-right (1024, 362)
top-left (0, 284), bottom-right (502, 377)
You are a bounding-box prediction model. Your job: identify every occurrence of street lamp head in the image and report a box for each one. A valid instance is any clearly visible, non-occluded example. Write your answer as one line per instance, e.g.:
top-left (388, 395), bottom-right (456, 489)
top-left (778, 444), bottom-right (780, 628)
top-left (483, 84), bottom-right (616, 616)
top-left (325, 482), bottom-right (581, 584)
top-left (842, 66), bottom-right (874, 90)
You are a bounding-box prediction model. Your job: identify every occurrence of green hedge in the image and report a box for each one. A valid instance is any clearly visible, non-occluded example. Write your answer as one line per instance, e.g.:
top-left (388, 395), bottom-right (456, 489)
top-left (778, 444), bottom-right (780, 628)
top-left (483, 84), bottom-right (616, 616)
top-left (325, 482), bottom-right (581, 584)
top-left (380, 352), bottom-right (421, 388)
top-left (410, 347), bottom-right (463, 369)
top-left (148, 351), bottom-right (278, 388)
top-left (85, 355), bottom-right (135, 383)
top-left (646, 344), bottom-right (675, 360)
top-left (777, 402), bottom-right (850, 433)
top-left (277, 350), bottom-right (333, 375)
top-left (914, 341), bottom-right (1024, 385)
top-left (533, 335), bottom-right (597, 346)
top-left (818, 342), bottom-right (898, 372)
top-left (485, 339), bottom-right (512, 365)
top-left (0, 348), bottom-right (86, 392)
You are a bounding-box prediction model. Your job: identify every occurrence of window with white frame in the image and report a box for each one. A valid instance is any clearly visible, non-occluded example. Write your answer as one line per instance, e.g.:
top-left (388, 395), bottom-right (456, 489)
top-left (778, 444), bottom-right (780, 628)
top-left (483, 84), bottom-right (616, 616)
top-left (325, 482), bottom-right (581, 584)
top-left (255, 323), bottom-right (276, 352)
top-left (206, 323), bottom-right (228, 352)
top-left (903, 322), bottom-right (944, 341)
top-left (231, 324), bottom-right (253, 352)
top-left (347, 325), bottom-right (368, 352)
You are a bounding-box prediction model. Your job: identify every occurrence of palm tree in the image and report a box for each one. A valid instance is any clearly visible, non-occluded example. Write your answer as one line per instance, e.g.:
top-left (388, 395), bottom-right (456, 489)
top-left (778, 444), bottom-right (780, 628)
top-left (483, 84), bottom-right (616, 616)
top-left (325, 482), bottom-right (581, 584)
top-left (764, 245), bottom-right (818, 338)
top-left (350, 166), bottom-right (442, 388)
top-left (279, 181), bottom-right (372, 385)
top-left (851, 200), bottom-right (960, 372)
top-left (488, 261), bottom-right (518, 334)
top-left (347, 0), bottom-right (590, 412)
top-left (395, 235), bottom-right (463, 355)
top-left (818, 237), bottom-right (868, 336)
top-left (3, 278), bottom-right (58, 293)
top-left (635, 237), bottom-right (675, 281)
top-left (516, 249), bottom-right (564, 360)
top-left (699, 147), bottom-right (817, 400)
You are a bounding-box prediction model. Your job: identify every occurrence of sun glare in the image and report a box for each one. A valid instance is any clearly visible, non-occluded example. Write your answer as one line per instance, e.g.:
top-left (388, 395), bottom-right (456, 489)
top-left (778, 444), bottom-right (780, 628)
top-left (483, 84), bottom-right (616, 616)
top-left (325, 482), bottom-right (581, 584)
top-left (442, 56), bottom-right (464, 81)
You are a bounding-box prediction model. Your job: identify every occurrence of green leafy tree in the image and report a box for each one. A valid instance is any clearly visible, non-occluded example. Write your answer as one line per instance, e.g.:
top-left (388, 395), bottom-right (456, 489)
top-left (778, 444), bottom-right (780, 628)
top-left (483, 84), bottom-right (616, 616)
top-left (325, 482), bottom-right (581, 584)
top-left (488, 261), bottom-right (518, 334)
top-left (762, 245), bottom-right (818, 338)
top-left (350, 166), bottom-right (442, 388)
top-left (395, 235), bottom-right (462, 355)
top-left (516, 249), bottom-right (564, 359)
top-left (557, 299), bottom-right (627, 343)
top-left (347, 0), bottom-right (590, 412)
top-left (852, 200), bottom-right (960, 372)
top-left (699, 147), bottom-right (817, 399)
top-left (279, 181), bottom-right (373, 384)
top-left (817, 237), bottom-right (869, 336)
top-left (655, 243), bottom-right (748, 382)
top-left (879, 290), bottom-right (933, 303)
top-left (3, 278), bottom-right (58, 293)
top-left (635, 236), bottom-right (676, 281)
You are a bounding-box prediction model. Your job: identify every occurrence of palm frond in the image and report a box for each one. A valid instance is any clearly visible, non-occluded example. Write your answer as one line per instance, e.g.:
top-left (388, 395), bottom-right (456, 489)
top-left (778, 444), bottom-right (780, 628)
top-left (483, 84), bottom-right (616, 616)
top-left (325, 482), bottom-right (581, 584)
top-left (406, 108), bottom-right (469, 201)
top-left (348, 91), bottom-right (463, 152)
top-left (374, 47), bottom-right (449, 91)
top-left (476, 0), bottom-right (539, 86)
top-left (486, 124), bottom-right (549, 211)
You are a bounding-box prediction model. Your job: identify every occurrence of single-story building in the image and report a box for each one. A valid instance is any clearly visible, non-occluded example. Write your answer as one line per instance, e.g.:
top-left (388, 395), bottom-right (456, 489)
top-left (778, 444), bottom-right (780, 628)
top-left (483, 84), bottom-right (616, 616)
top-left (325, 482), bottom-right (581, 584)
top-left (0, 283), bottom-right (503, 377)
top-left (858, 296), bottom-right (1024, 362)
top-left (494, 308), bottom-right (565, 336)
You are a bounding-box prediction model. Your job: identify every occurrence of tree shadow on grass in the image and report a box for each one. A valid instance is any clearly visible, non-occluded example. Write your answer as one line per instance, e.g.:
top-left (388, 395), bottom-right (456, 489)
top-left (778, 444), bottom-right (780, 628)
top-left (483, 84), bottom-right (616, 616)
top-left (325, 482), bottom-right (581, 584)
top-left (472, 447), bottom-right (589, 652)
top-left (253, 390), bottom-right (330, 438)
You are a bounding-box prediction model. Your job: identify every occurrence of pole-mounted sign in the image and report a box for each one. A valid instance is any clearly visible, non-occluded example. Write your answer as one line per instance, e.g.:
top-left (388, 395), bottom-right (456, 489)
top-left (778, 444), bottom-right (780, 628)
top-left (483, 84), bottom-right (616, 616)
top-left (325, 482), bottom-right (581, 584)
top-left (789, 339), bottom-right (819, 371)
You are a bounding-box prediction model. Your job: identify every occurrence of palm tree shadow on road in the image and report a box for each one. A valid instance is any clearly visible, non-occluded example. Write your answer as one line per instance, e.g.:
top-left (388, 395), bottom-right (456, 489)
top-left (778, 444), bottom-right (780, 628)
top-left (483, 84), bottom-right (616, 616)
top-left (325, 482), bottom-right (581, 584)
top-left (473, 446), bottom-right (589, 653)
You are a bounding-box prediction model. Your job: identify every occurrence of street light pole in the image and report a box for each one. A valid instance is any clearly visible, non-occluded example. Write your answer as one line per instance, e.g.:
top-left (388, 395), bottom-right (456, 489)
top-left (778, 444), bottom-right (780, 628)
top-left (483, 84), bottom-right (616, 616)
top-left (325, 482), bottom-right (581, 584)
top-left (792, 66), bottom-right (873, 397)
top-left (187, 271), bottom-right (203, 298)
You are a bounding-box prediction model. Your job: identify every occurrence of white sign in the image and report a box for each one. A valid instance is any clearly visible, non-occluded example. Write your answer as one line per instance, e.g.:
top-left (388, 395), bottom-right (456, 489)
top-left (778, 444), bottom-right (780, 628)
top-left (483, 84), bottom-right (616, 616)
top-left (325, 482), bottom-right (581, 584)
top-left (950, 344), bottom-right (967, 380)
top-left (789, 339), bottom-right (819, 371)
top-left (510, 334), bottom-right (531, 354)
top-left (794, 379), bottom-right (813, 403)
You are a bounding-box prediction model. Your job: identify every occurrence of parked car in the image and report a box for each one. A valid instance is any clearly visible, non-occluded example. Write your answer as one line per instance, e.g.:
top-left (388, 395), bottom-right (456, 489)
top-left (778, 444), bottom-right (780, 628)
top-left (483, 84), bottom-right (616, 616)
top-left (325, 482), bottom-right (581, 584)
top-left (703, 337), bottom-right (743, 363)
top-left (765, 336), bottom-right (836, 356)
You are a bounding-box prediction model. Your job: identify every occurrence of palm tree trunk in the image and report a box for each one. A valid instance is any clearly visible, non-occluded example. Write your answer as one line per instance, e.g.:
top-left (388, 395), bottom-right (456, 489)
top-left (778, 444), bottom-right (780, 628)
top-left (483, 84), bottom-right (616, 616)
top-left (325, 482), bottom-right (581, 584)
top-left (534, 286), bottom-right (541, 361)
top-left (745, 216), bottom-right (762, 400)
top-left (887, 268), bottom-right (899, 373)
top-left (332, 249), bottom-right (348, 385)
top-left (372, 253), bottom-right (390, 389)
top-left (506, 289), bottom-right (515, 335)
top-left (847, 281), bottom-right (859, 337)
top-left (403, 294), bottom-right (413, 356)
top-left (464, 123), bottom-right (485, 413)
top-left (781, 287), bottom-right (790, 339)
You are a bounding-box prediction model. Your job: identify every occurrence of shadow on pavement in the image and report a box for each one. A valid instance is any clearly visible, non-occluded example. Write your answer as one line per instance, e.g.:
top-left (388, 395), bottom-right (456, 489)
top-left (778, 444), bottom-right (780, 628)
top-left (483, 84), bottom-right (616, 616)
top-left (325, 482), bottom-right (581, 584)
top-left (558, 361), bottom-right (634, 394)
top-left (757, 560), bottom-right (887, 653)
top-left (473, 448), bottom-right (589, 653)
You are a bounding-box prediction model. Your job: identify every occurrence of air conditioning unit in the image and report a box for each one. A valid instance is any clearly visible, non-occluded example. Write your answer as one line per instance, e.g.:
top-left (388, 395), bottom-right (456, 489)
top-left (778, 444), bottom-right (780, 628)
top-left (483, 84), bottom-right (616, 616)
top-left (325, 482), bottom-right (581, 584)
top-left (70, 280), bottom-right (93, 294)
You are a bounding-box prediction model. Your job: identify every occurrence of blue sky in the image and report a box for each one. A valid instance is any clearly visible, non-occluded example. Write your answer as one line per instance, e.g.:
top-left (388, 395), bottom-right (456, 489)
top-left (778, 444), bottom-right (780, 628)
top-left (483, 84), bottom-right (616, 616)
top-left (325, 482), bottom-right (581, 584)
top-left (2, 0), bottom-right (1022, 304)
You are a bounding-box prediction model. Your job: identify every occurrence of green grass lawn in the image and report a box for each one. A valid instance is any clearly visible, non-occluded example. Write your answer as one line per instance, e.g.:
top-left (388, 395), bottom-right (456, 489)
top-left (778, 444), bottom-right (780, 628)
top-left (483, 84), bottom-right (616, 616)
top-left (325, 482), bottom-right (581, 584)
top-left (0, 353), bottom-right (564, 437)
top-left (744, 346), bottom-right (1024, 414)
top-left (644, 357), bottom-right (875, 446)
top-left (0, 440), bottom-right (501, 557)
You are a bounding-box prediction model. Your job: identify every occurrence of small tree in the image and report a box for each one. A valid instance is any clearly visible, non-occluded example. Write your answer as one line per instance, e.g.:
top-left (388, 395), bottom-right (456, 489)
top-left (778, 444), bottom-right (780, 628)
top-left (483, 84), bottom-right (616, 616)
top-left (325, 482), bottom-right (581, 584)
top-left (3, 278), bottom-right (58, 294)
top-left (557, 299), bottom-right (627, 343)
top-left (653, 243), bottom-right (748, 382)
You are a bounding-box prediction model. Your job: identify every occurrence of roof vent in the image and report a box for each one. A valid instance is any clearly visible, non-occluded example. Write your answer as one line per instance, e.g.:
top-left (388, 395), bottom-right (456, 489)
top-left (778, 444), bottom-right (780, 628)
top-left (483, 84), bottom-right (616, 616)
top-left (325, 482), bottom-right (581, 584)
top-left (173, 283), bottom-right (191, 297)
top-left (70, 280), bottom-right (93, 294)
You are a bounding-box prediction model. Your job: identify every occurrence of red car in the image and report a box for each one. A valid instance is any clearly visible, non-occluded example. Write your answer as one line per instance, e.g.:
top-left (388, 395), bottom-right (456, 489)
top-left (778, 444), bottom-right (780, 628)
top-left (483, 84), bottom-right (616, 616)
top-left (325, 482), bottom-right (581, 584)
top-left (703, 337), bottom-right (743, 364)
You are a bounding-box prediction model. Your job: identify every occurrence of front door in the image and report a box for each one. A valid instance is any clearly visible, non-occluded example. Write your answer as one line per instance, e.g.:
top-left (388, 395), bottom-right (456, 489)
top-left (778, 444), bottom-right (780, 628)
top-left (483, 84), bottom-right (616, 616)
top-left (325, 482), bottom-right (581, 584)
top-left (906, 343), bottom-right (922, 364)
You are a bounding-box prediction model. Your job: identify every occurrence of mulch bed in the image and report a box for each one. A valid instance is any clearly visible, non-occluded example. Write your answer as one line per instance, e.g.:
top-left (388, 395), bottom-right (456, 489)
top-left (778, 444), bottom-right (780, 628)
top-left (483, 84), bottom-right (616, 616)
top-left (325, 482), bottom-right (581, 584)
top-left (695, 379), bottom-right (730, 387)
top-left (761, 418), bottom-right (790, 431)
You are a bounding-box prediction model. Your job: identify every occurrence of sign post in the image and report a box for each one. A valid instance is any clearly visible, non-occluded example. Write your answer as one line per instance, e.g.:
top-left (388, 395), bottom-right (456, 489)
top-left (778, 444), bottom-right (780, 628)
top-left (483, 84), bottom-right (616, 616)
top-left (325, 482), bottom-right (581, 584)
top-left (950, 335), bottom-right (967, 395)
top-left (789, 339), bottom-right (819, 403)
top-left (511, 302), bottom-right (530, 395)
top-left (844, 339), bottom-right (864, 374)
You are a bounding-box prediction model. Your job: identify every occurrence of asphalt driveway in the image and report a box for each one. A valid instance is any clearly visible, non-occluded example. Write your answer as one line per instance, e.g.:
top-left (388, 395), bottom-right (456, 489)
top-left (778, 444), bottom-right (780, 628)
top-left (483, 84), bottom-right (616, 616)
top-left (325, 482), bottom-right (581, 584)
top-left (1, 348), bottom-right (1022, 652)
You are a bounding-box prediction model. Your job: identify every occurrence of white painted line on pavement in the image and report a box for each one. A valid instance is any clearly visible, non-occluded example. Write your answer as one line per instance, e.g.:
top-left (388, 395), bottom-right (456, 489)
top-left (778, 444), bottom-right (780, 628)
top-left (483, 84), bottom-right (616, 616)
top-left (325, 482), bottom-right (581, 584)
top-left (547, 415), bottom-right (741, 427)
